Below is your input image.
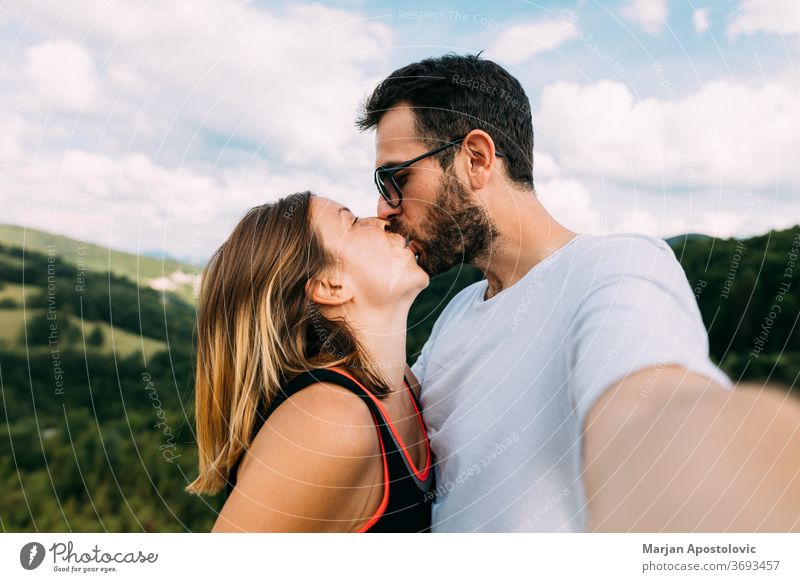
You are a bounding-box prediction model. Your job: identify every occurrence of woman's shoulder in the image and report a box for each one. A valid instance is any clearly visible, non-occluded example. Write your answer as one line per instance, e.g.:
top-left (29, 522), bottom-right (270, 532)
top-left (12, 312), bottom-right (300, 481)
top-left (217, 381), bottom-right (384, 532)
top-left (249, 381), bottom-right (380, 465)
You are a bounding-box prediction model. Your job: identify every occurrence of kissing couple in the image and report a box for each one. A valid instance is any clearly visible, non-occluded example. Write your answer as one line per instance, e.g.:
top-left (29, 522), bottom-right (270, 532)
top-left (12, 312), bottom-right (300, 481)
top-left (188, 53), bottom-right (765, 533)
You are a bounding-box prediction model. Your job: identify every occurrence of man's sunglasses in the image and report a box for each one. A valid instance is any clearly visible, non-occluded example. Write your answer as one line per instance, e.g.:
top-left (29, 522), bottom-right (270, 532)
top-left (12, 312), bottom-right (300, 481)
top-left (374, 136), bottom-right (506, 208)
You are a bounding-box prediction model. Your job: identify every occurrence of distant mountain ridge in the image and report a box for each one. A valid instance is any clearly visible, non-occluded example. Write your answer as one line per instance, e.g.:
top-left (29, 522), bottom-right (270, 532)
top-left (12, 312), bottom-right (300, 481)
top-left (664, 233), bottom-right (714, 246)
top-left (0, 221), bottom-right (796, 533)
top-left (0, 224), bottom-right (199, 304)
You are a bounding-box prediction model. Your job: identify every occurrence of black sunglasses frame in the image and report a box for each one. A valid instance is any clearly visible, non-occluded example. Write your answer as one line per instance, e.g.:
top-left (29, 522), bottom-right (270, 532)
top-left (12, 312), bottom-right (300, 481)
top-left (374, 135), bottom-right (506, 208)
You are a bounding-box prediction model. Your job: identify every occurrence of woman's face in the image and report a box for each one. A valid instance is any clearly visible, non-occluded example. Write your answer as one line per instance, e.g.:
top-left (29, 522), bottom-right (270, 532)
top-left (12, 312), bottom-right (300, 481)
top-left (309, 196), bottom-right (429, 308)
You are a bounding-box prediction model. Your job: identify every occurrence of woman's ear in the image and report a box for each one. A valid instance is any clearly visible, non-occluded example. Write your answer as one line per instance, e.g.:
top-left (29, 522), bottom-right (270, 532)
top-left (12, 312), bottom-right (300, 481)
top-left (305, 271), bottom-right (354, 307)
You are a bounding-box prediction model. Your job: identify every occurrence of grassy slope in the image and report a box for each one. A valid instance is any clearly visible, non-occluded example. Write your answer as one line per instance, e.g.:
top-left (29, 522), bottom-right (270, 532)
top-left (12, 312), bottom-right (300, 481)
top-left (0, 224), bottom-right (199, 305)
top-left (0, 282), bottom-right (32, 304)
top-left (0, 307), bottom-right (166, 358)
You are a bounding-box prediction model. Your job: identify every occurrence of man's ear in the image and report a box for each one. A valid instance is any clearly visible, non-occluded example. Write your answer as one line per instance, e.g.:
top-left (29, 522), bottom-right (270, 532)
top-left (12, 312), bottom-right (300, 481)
top-left (305, 270), bottom-right (354, 307)
top-left (460, 130), bottom-right (498, 190)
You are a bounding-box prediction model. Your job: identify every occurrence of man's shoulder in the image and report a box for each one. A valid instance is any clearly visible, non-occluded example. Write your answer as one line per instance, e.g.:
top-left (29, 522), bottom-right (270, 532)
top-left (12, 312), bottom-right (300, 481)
top-left (573, 232), bottom-right (674, 260)
top-left (556, 233), bottom-right (690, 313)
top-left (452, 278), bottom-right (486, 302)
top-left (424, 279), bottom-right (484, 336)
top-left (441, 279), bottom-right (484, 315)
top-left (569, 232), bottom-right (679, 277)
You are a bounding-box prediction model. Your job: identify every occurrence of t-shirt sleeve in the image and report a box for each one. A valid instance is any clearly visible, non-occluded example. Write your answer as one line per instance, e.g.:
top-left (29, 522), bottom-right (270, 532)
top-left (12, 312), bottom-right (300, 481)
top-left (567, 235), bottom-right (733, 426)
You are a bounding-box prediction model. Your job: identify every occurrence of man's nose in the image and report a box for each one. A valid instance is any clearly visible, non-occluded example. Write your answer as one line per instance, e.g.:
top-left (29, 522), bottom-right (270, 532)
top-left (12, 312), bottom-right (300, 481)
top-left (376, 195), bottom-right (401, 221)
top-left (362, 216), bottom-right (390, 229)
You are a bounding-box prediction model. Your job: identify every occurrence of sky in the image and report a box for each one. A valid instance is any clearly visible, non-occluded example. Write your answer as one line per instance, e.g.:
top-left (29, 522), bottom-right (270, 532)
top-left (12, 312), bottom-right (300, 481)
top-left (1, 0), bottom-right (798, 264)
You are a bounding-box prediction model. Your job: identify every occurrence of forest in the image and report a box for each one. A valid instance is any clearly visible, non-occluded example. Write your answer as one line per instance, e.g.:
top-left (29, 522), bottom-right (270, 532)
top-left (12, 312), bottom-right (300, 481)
top-left (0, 226), bottom-right (797, 532)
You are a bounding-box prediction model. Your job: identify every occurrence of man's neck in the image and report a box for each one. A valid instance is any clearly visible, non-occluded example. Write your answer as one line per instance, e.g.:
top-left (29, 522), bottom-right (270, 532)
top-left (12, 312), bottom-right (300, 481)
top-left (476, 189), bottom-right (577, 301)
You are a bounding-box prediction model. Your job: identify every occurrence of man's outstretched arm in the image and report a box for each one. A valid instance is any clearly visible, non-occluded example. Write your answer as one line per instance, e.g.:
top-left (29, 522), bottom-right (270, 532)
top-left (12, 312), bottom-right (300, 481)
top-left (582, 365), bottom-right (800, 532)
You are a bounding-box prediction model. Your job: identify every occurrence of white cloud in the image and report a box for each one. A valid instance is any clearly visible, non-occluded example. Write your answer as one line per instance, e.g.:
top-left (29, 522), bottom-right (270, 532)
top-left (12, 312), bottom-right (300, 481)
top-left (536, 73), bottom-right (800, 192)
top-left (609, 208), bottom-right (747, 239)
top-left (531, 167), bottom-right (781, 240)
top-left (1, 0), bottom-right (796, 256)
top-left (694, 211), bottom-right (746, 238)
top-left (531, 157), bottom-right (767, 240)
top-left (0, 136), bottom-right (382, 259)
top-left (622, 0), bottom-right (668, 35)
top-left (2, 0), bottom-right (393, 162)
top-left (692, 8), bottom-right (711, 34)
top-left (533, 152), bottom-right (563, 180)
top-left (0, 0), bottom-right (394, 257)
top-left (609, 208), bottom-right (684, 237)
top-left (727, 0), bottom-right (800, 38)
top-left (537, 177), bottom-right (601, 232)
top-left (487, 19), bottom-right (579, 64)
top-left (26, 40), bottom-right (98, 110)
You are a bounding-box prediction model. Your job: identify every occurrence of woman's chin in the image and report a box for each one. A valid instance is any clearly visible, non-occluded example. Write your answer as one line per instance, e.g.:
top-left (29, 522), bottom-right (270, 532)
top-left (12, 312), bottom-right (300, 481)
top-left (415, 269), bottom-right (430, 290)
top-left (406, 260), bottom-right (430, 289)
top-left (385, 276), bottom-right (429, 305)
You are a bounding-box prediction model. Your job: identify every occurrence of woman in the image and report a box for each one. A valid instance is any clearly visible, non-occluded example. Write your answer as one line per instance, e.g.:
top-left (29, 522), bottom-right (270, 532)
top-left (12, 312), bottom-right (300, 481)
top-left (186, 191), bottom-right (434, 532)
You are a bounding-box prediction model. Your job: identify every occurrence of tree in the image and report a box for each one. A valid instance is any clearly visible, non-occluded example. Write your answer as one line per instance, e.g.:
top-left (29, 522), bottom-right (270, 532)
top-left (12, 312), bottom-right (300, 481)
top-left (87, 326), bottom-right (104, 347)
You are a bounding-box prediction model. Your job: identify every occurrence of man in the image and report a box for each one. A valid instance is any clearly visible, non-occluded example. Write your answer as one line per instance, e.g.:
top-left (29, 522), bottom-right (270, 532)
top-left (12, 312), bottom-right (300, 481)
top-left (357, 53), bottom-right (800, 532)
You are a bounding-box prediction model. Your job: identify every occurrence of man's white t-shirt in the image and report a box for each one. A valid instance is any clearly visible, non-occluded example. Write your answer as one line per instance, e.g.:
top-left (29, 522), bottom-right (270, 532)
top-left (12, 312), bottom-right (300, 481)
top-left (411, 233), bottom-right (733, 532)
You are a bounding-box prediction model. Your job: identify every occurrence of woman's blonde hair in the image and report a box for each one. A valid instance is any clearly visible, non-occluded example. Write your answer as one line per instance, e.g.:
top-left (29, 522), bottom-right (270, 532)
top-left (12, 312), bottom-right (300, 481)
top-left (186, 191), bottom-right (391, 496)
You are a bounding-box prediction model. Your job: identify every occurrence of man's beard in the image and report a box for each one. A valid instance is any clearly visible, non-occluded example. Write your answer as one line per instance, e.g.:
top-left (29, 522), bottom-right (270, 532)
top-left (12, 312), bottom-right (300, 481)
top-left (392, 170), bottom-right (499, 277)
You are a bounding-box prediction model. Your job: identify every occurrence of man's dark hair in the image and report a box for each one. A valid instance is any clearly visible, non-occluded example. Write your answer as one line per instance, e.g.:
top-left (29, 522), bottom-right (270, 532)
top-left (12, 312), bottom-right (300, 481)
top-left (356, 53), bottom-right (534, 190)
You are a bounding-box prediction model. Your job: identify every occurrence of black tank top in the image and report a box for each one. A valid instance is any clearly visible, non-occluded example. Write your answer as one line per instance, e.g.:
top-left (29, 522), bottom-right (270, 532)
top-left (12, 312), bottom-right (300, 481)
top-left (225, 366), bottom-right (435, 532)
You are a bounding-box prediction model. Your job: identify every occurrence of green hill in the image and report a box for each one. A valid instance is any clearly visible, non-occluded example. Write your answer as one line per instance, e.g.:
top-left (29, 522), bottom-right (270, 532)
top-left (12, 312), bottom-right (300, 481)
top-left (0, 237), bottom-right (205, 532)
top-left (405, 226), bottom-right (800, 386)
top-left (671, 226), bottom-right (799, 386)
top-left (0, 224), bottom-right (200, 305)
top-left (0, 223), bottom-right (796, 533)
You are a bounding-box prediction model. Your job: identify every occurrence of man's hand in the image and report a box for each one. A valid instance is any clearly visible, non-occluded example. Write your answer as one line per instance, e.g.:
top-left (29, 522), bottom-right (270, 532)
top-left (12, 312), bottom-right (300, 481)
top-left (582, 365), bottom-right (800, 532)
